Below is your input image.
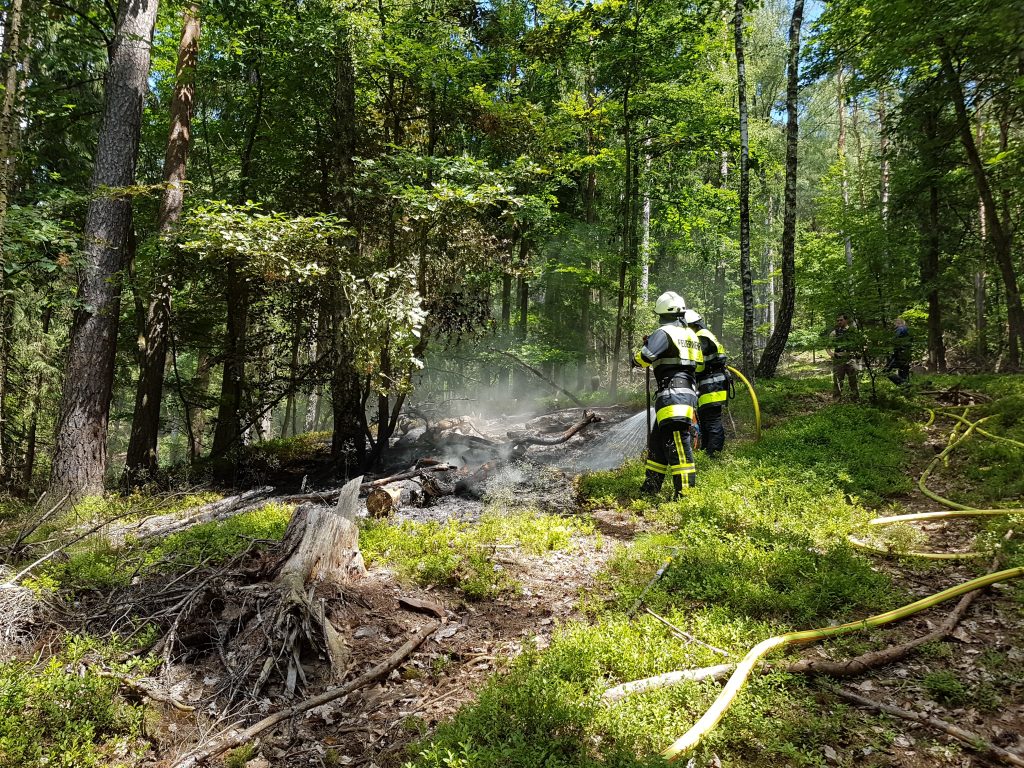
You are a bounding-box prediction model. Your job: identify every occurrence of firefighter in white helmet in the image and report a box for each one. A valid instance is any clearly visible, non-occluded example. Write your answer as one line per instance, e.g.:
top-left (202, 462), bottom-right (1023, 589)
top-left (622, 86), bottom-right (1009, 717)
top-left (632, 291), bottom-right (704, 498)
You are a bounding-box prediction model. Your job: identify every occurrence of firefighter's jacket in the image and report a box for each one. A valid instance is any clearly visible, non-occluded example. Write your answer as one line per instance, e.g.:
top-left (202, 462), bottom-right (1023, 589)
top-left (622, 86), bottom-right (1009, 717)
top-left (693, 326), bottom-right (729, 409)
top-left (634, 321), bottom-right (704, 425)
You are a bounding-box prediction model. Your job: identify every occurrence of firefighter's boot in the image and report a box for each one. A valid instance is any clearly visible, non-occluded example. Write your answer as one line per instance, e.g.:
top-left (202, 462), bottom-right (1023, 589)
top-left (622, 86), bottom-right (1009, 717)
top-left (640, 471), bottom-right (664, 497)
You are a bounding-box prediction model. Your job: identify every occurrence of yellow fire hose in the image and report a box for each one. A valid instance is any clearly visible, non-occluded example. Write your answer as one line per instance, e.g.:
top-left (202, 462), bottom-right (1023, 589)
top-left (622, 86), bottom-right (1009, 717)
top-left (661, 564), bottom-right (1024, 761)
top-left (725, 366), bottom-right (761, 442)
top-left (661, 401), bottom-right (1024, 761)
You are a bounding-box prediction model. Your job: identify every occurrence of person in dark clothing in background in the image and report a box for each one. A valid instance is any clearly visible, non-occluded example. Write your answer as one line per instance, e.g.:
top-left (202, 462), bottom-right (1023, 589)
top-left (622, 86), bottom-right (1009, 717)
top-left (884, 317), bottom-right (911, 386)
top-left (827, 313), bottom-right (860, 401)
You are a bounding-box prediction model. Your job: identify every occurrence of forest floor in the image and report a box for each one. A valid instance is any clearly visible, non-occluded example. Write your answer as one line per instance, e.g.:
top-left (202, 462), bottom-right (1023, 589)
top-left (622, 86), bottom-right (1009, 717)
top-left (1, 373), bottom-right (1023, 768)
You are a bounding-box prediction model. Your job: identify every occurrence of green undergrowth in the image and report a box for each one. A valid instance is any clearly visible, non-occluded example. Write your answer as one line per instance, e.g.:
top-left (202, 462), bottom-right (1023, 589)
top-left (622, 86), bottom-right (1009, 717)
top-left (31, 502), bottom-right (292, 594)
top-left (923, 375), bottom-right (1024, 507)
top-left (0, 634), bottom-right (158, 768)
top-left (360, 509), bottom-right (593, 600)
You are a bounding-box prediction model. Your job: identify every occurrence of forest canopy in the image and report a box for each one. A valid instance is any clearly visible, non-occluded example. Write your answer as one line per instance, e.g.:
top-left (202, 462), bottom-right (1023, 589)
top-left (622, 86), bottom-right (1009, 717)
top-left (0, 0), bottom-right (1021, 494)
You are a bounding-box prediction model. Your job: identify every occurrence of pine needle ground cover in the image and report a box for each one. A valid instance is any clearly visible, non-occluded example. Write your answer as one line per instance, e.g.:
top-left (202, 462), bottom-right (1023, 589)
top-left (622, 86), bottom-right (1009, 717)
top-left (405, 375), bottom-right (1024, 768)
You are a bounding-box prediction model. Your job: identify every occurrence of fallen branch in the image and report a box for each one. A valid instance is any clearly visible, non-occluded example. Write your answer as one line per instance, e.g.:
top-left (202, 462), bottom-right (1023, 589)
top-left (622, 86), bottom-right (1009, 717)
top-left (603, 664), bottom-right (735, 703)
top-left (493, 349), bottom-right (584, 407)
top-left (170, 618), bottom-right (441, 768)
top-left (279, 464), bottom-right (458, 506)
top-left (5, 493), bottom-right (70, 558)
top-left (789, 536), bottom-right (1011, 678)
top-left (109, 488), bottom-right (277, 544)
top-left (1, 512), bottom-right (138, 588)
top-left (833, 688), bottom-right (1024, 768)
top-left (97, 669), bottom-right (195, 712)
top-left (507, 411), bottom-right (600, 447)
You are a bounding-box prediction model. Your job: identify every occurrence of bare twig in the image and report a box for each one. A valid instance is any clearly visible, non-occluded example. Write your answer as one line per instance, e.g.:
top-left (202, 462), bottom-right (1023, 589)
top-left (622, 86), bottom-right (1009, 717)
top-left (643, 608), bottom-right (729, 657)
top-left (171, 619), bottom-right (441, 768)
top-left (834, 688), bottom-right (1024, 768)
top-left (6, 493), bottom-right (70, 557)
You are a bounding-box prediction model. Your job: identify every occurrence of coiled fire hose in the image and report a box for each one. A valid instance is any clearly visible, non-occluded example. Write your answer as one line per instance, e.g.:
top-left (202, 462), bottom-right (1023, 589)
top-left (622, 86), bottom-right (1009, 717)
top-left (660, 404), bottom-right (1024, 762)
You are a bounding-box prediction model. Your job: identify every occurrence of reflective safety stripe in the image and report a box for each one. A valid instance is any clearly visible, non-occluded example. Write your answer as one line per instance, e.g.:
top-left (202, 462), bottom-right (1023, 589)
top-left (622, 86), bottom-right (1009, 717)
top-left (669, 463), bottom-right (696, 476)
top-left (645, 459), bottom-right (668, 475)
top-left (657, 404), bottom-right (695, 423)
top-left (698, 389), bottom-right (729, 407)
top-left (654, 357), bottom-right (682, 366)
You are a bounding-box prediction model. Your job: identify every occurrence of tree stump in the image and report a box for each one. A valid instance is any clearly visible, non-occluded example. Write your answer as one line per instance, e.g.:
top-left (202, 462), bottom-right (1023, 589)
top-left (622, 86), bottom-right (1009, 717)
top-left (253, 476), bottom-right (367, 695)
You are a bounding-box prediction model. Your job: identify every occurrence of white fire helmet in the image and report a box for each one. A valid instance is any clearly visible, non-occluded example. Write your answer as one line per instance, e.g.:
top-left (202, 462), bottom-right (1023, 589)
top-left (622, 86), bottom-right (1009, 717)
top-left (683, 309), bottom-right (703, 326)
top-left (654, 291), bottom-right (686, 316)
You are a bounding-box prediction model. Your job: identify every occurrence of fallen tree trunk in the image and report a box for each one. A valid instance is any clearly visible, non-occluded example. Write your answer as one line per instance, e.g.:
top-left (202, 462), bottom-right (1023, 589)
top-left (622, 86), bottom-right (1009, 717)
top-left (366, 476), bottom-right (443, 517)
top-left (110, 488), bottom-right (276, 544)
top-left (171, 618), bottom-right (441, 768)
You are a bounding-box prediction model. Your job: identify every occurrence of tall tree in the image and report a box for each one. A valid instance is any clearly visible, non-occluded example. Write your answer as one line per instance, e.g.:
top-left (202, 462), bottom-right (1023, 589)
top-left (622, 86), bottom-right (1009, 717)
top-left (756, 0), bottom-right (802, 379)
top-left (49, 0), bottom-right (160, 497)
top-left (734, 0), bottom-right (755, 375)
top-left (125, 3), bottom-right (200, 479)
top-left (0, 0), bottom-right (27, 478)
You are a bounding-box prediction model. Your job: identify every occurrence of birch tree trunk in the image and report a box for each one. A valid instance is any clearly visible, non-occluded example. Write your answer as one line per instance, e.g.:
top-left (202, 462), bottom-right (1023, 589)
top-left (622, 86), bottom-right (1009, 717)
top-left (49, 0), bottom-right (160, 498)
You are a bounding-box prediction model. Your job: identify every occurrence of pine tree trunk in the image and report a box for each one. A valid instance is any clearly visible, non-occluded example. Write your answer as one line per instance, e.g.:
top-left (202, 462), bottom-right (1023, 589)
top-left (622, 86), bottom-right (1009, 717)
top-left (940, 50), bottom-right (1024, 368)
top-left (49, 0), bottom-right (160, 498)
top-left (211, 263), bottom-right (248, 457)
top-left (125, 4), bottom-right (199, 480)
top-left (755, 0), bottom-right (803, 379)
top-left (734, 0), bottom-right (755, 376)
top-left (328, 22), bottom-right (365, 471)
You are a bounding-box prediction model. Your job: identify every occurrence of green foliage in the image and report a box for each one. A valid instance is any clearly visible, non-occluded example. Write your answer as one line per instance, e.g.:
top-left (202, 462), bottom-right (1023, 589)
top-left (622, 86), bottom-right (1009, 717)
top-left (360, 510), bottom-right (591, 600)
top-left (0, 636), bottom-right (156, 768)
top-left (406, 390), bottom-right (928, 768)
top-left (225, 744), bottom-right (258, 768)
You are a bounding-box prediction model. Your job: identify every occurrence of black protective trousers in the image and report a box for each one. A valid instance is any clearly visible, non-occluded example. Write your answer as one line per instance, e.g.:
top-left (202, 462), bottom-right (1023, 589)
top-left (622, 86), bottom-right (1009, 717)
top-left (697, 404), bottom-right (725, 456)
top-left (643, 419), bottom-right (696, 497)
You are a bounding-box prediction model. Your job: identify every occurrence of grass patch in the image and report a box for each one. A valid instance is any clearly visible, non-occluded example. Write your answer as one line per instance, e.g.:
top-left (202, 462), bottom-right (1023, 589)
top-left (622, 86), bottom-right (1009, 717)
top-left (361, 510), bottom-right (592, 600)
top-left (0, 634), bottom-right (157, 768)
top-left (35, 502), bottom-right (293, 593)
